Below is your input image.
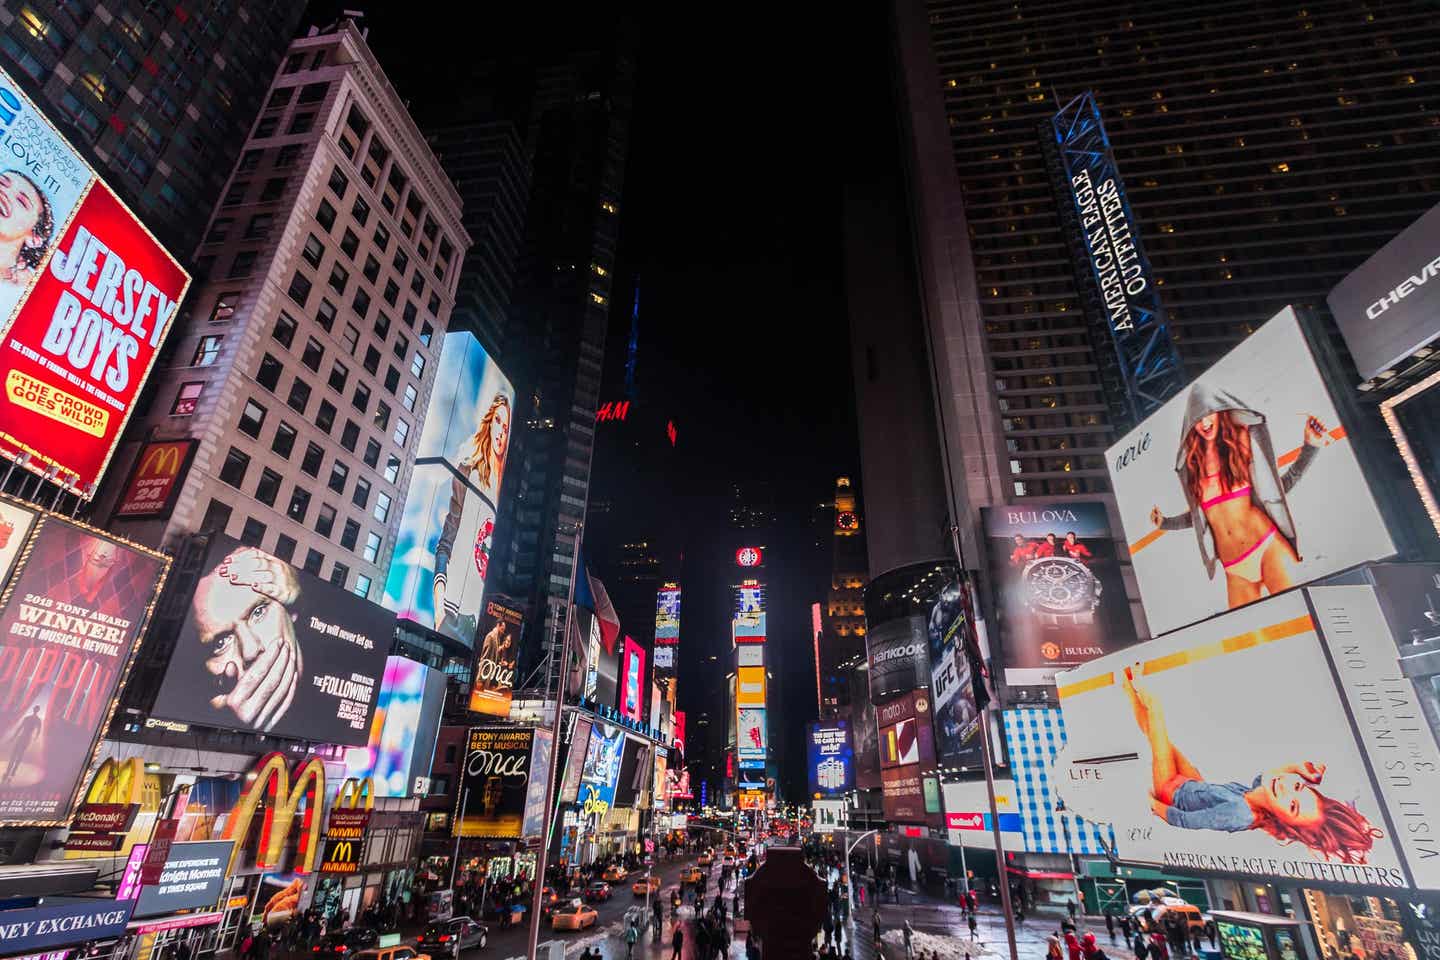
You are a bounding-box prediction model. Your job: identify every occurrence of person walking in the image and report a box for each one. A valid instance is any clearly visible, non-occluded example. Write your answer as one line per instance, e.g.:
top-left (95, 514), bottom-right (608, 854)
top-left (625, 920), bottom-right (639, 960)
top-left (1067, 899), bottom-right (1078, 924)
top-left (873, 911), bottom-right (883, 951)
top-left (1106, 911), bottom-right (1116, 943)
top-left (968, 913), bottom-right (979, 941)
top-left (903, 920), bottom-right (914, 960)
top-left (671, 922), bottom-right (685, 960)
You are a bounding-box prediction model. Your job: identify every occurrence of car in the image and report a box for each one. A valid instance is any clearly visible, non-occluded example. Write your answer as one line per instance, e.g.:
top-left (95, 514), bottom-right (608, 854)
top-left (550, 899), bottom-right (599, 931)
top-left (584, 881), bottom-right (612, 903)
top-left (601, 865), bottom-right (628, 883)
top-left (722, 855), bottom-right (736, 867)
top-left (353, 949), bottom-right (431, 960)
top-left (696, 852), bottom-right (714, 866)
top-left (632, 875), bottom-right (661, 896)
top-left (313, 929), bottom-right (380, 958)
top-left (416, 917), bottom-right (486, 956)
top-left (679, 866), bottom-right (703, 884)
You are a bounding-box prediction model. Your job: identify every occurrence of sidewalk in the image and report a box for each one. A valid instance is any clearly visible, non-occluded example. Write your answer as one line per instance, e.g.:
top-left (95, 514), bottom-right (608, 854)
top-left (866, 898), bottom-right (1143, 960)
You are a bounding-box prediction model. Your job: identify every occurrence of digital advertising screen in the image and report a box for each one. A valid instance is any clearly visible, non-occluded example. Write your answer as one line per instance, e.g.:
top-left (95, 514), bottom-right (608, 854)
top-left (927, 575), bottom-right (986, 769)
top-left (520, 728), bottom-right (553, 839)
top-left (577, 722), bottom-right (624, 819)
top-left (1054, 591), bottom-right (1409, 887)
top-left (455, 726), bottom-right (537, 839)
top-left (655, 584), bottom-right (680, 642)
top-left (383, 331), bottom-right (514, 645)
top-left (152, 534), bottom-right (392, 746)
top-left (865, 614), bottom-right (930, 703)
top-left (806, 721), bottom-right (854, 798)
top-left (620, 635), bottom-right (645, 722)
top-left (613, 737), bottom-right (648, 808)
top-left (1106, 306), bottom-right (1394, 637)
top-left (343, 657), bottom-right (447, 798)
top-left (0, 497), bottom-right (38, 590)
top-left (735, 580), bottom-right (764, 614)
top-left (672, 710), bottom-right (686, 756)
top-left (133, 840), bottom-right (234, 918)
top-left (469, 598), bottom-right (522, 717)
top-left (0, 514), bottom-right (166, 824)
top-left (850, 664), bottom-right (881, 790)
top-left (557, 717), bottom-right (592, 805)
top-left (732, 611), bottom-right (766, 643)
top-left (981, 502), bottom-right (1136, 689)
top-left (736, 665), bottom-right (766, 708)
top-left (737, 707), bottom-right (767, 761)
top-left (112, 439), bottom-right (198, 520)
top-left (0, 66), bottom-right (190, 497)
top-left (876, 690), bottom-right (937, 825)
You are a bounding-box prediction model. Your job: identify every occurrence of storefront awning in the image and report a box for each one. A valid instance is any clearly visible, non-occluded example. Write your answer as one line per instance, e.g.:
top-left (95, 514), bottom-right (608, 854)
top-left (0, 863), bottom-right (100, 898)
top-left (1006, 866), bottom-right (1075, 881)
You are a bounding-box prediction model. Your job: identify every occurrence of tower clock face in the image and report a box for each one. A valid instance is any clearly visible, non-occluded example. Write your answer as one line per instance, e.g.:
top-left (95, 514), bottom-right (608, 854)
top-left (836, 512), bottom-right (858, 530)
top-left (736, 546), bottom-right (763, 567)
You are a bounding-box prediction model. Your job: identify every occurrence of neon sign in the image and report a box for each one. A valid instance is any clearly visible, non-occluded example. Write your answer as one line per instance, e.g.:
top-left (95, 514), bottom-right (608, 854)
top-left (736, 547), bottom-right (763, 567)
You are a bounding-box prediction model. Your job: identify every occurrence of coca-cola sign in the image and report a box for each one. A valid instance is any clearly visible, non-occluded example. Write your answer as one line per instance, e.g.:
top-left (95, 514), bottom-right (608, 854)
top-left (454, 726), bottom-right (536, 839)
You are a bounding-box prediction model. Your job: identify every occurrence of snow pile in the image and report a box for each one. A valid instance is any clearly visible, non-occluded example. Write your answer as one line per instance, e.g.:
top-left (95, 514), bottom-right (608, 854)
top-left (882, 927), bottom-right (998, 960)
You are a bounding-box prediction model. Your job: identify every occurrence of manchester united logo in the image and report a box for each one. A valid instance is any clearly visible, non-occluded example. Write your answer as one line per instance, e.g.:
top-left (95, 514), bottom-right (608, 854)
top-left (1041, 641), bottom-right (1061, 660)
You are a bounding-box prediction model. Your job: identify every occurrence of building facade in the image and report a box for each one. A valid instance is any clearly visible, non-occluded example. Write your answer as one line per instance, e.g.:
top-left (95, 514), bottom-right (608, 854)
top-left (0, 0), bottom-right (304, 260)
top-left (94, 21), bottom-right (469, 601)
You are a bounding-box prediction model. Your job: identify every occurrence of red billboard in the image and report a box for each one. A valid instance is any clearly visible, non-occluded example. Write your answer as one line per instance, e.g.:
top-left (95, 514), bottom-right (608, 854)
top-left (0, 67), bottom-right (189, 497)
top-left (113, 439), bottom-right (198, 519)
top-left (620, 635), bottom-right (645, 723)
top-left (0, 511), bottom-right (168, 823)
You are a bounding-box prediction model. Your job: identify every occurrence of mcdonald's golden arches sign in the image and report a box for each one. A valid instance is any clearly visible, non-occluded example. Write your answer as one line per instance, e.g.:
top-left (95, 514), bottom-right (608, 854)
top-left (114, 439), bottom-right (197, 519)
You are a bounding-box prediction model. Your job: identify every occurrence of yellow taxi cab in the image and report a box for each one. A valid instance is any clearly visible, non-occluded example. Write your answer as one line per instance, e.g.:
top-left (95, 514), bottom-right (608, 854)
top-left (601, 864), bottom-right (628, 883)
top-left (680, 866), bottom-right (703, 884)
top-left (632, 875), bottom-right (661, 895)
top-left (355, 948), bottom-right (432, 960)
top-left (551, 899), bottom-right (599, 931)
top-left (696, 851), bottom-right (714, 866)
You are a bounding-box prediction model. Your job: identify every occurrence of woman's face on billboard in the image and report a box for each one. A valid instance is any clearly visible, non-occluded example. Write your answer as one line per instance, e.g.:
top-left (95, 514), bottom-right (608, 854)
top-left (1260, 769), bottom-right (1321, 828)
top-left (490, 401), bottom-right (510, 459)
top-left (0, 172), bottom-right (43, 244)
top-left (1193, 413), bottom-right (1219, 441)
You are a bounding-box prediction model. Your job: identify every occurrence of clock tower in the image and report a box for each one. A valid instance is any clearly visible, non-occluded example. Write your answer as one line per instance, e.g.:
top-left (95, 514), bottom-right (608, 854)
top-left (819, 477), bottom-right (869, 716)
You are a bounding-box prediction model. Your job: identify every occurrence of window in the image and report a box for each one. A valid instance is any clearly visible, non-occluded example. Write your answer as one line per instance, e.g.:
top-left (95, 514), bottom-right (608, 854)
top-left (340, 520), bottom-right (360, 550)
top-left (255, 468), bottom-right (282, 507)
top-left (219, 447), bottom-right (250, 488)
top-left (402, 301), bottom-right (418, 327)
top-left (354, 574), bottom-right (372, 599)
top-left (316, 399), bottom-right (337, 433)
top-left (363, 346), bottom-right (381, 374)
top-left (287, 112), bottom-right (315, 135)
top-left (402, 383), bottom-right (418, 412)
top-left (272, 422), bottom-right (298, 459)
top-left (363, 255), bottom-right (380, 283)
top-left (342, 324), bottom-right (360, 354)
top-left (316, 504), bottom-right (336, 538)
top-left (328, 460), bottom-right (349, 493)
top-left (352, 477), bottom-right (371, 508)
top-left (201, 498), bottom-right (233, 535)
top-left (352, 287), bottom-right (370, 318)
top-left (287, 271), bottom-right (312, 306)
top-left (267, 87), bottom-right (294, 109)
top-left (226, 251), bottom-right (256, 278)
top-left (268, 315), bottom-right (297, 351)
top-left (283, 53), bottom-right (304, 73)
top-left (373, 491), bottom-right (392, 523)
top-left (392, 419), bottom-right (409, 447)
top-left (340, 229), bottom-right (360, 259)
top-left (383, 455), bottom-right (401, 484)
top-left (363, 438), bottom-right (381, 467)
top-left (191, 335), bottom-right (223, 366)
top-left (238, 148), bottom-right (263, 171)
top-left (374, 401), bottom-right (391, 431)
top-left (393, 248), bottom-right (410, 275)
top-left (316, 199), bottom-right (337, 231)
top-left (340, 420), bottom-right (360, 451)
top-left (351, 195), bottom-right (371, 225)
top-left (257, 354), bottom-right (283, 391)
top-left (240, 517), bottom-right (267, 547)
top-left (286, 486), bottom-right (311, 523)
top-left (427, 293), bottom-right (441, 315)
top-left (303, 550), bottom-right (324, 576)
top-left (260, 177), bottom-right (286, 202)
top-left (239, 399), bottom-right (267, 437)
top-left (297, 81), bottom-right (329, 104)
top-left (301, 442), bottom-right (324, 477)
top-left (328, 166), bottom-right (349, 198)
top-left (383, 280), bottom-right (399, 305)
top-left (374, 223), bottom-right (390, 250)
top-left (373, 313), bottom-right (391, 339)
top-left (410, 352), bottom-right (426, 378)
top-left (383, 365), bottom-right (400, 394)
top-left (273, 533), bottom-right (297, 563)
top-left (328, 263), bottom-right (349, 294)
top-left (363, 531), bottom-right (383, 563)
top-left (352, 382), bottom-right (370, 412)
top-left (329, 562), bottom-right (349, 587)
top-left (302, 234), bottom-right (324, 268)
top-left (329, 361), bottom-right (349, 393)
top-left (419, 321), bottom-right (434, 347)
top-left (171, 381), bottom-right (203, 416)
top-left (275, 144), bottom-right (301, 168)
top-left (317, 298), bottom-right (337, 332)
top-left (301, 338), bottom-right (324, 372)
top-left (222, 182), bottom-right (247, 206)
top-left (410, 272), bottom-right (424, 295)
top-left (205, 217), bottom-right (232, 243)
top-left (287, 378), bottom-right (312, 414)
top-left (245, 213), bottom-right (273, 239)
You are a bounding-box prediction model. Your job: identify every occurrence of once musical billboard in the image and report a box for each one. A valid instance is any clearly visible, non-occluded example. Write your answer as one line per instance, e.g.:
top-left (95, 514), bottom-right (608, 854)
top-left (469, 598), bottom-right (522, 717)
top-left (454, 726), bottom-right (537, 839)
top-left (152, 535), bottom-right (391, 745)
top-left (0, 66), bottom-right (190, 497)
top-left (1108, 307), bottom-right (1394, 636)
top-left (0, 514), bottom-right (167, 824)
top-left (382, 331), bottom-right (514, 645)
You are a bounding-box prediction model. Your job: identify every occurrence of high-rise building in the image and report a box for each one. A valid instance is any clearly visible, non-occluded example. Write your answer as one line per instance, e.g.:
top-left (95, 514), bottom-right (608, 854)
top-left (92, 20), bottom-right (469, 602)
top-left (427, 121), bottom-right (530, 357)
top-left (818, 477), bottom-right (869, 716)
top-left (0, 0), bottom-right (305, 259)
top-left (893, 0), bottom-right (1440, 522)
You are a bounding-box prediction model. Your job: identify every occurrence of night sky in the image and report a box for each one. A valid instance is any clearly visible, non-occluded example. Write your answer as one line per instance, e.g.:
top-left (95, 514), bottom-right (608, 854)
top-left (308, 3), bottom-right (895, 801)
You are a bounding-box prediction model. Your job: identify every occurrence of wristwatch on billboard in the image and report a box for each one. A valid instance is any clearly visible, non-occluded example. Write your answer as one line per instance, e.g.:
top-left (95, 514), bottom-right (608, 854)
top-left (1021, 556), bottom-right (1101, 626)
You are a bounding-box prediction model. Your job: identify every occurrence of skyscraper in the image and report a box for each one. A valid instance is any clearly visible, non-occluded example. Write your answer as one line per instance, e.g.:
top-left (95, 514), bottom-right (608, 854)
top-left (819, 477), bottom-right (869, 716)
top-left (0, 0), bottom-right (304, 259)
top-left (92, 20), bottom-right (469, 603)
top-left (893, 0), bottom-right (1440, 521)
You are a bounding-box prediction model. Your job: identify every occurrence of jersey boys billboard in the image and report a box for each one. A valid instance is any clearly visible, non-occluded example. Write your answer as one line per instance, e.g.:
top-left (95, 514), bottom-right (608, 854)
top-left (0, 66), bottom-right (189, 496)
